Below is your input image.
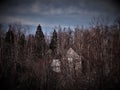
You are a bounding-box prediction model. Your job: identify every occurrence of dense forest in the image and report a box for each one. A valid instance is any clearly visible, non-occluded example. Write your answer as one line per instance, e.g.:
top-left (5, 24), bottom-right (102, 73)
top-left (0, 17), bottom-right (120, 90)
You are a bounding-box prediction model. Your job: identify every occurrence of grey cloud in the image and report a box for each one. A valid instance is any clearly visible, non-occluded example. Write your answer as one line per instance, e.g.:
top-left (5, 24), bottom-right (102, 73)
top-left (0, 0), bottom-right (119, 15)
top-left (0, 0), bottom-right (119, 27)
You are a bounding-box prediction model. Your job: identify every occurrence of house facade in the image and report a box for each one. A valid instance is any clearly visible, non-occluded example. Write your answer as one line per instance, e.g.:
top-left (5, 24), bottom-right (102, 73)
top-left (51, 48), bottom-right (82, 73)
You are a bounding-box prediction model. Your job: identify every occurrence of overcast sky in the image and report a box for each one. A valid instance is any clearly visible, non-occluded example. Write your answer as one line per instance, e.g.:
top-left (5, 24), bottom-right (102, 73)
top-left (0, 0), bottom-right (120, 34)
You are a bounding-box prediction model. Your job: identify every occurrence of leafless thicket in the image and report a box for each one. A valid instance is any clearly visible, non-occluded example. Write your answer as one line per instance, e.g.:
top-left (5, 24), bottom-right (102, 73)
top-left (0, 17), bottom-right (120, 90)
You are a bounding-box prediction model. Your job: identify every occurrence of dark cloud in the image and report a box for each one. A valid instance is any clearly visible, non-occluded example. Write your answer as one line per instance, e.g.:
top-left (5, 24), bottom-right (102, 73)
top-left (110, 0), bottom-right (120, 8)
top-left (0, 0), bottom-right (119, 13)
top-left (0, 0), bottom-right (119, 27)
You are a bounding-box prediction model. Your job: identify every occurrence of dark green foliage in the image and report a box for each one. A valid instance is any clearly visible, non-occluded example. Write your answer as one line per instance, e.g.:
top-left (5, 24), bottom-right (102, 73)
top-left (18, 33), bottom-right (25, 48)
top-left (17, 32), bottom-right (26, 62)
top-left (4, 25), bottom-right (15, 63)
top-left (50, 30), bottom-right (57, 56)
top-left (1, 25), bottom-right (15, 90)
top-left (35, 24), bottom-right (46, 58)
top-left (5, 25), bottom-right (14, 44)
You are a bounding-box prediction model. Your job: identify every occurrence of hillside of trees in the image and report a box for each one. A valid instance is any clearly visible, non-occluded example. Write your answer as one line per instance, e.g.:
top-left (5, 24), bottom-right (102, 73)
top-left (0, 17), bottom-right (120, 90)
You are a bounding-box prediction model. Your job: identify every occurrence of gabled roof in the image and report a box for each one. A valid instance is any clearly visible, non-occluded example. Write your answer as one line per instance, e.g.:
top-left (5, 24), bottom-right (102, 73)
top-left (46, 49), bottom-right (52, 55)
top-left (66, 48), bottom-right (80, 59)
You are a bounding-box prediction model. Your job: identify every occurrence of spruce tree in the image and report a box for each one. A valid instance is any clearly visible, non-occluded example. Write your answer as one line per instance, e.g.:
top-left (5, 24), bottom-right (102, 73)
top-left (35, 24), bottom-right (46, 59)
top-left (3, 25), bottom-right (15, 77)
top-left (5, 25), bottom-right (14, 44)
top-left (17, 33), bottom-right (25, 62)
top-left (18, 33), bottom-right (25, 48)
top-left (4, 25), bottom-right (15, 60)
top-left (50, 30), bottom-right (57, 56)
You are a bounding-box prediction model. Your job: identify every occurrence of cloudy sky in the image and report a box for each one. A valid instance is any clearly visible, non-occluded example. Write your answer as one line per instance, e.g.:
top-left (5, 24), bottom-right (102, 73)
top-left (0, 0), bottom-right (120, 33)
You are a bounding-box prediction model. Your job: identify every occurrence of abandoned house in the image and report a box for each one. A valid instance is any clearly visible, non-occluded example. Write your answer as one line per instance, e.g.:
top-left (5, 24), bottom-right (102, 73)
top-left (51, 48), bottom-right (83, 73)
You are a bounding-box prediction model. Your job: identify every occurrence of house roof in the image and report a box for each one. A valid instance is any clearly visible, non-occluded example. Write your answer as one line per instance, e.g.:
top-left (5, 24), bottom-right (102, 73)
top-left (66, 48), bottom-right (80, 59)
